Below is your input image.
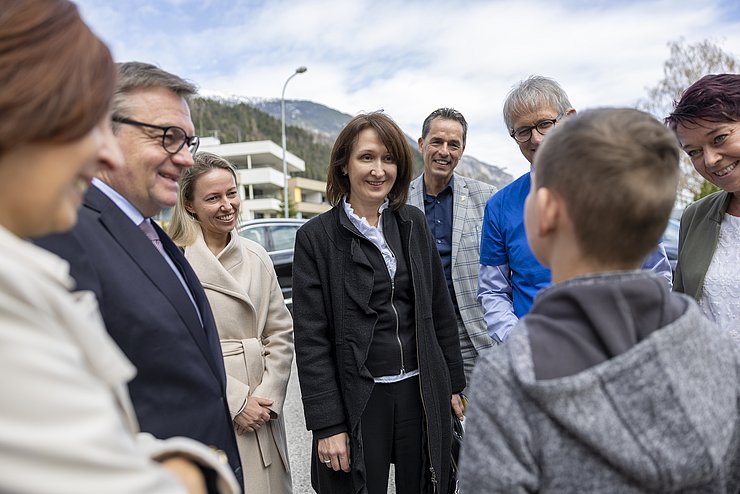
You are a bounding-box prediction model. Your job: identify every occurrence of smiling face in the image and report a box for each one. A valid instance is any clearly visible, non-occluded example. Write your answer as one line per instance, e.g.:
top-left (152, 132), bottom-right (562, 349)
top-left (344, 128), bottom-right (397, 219)
top-left (101, 86), bottom-right (195, 217)
top-left (418, 117), bottom-right (465, 189)
top-left (0, 118), bottom-right (124, 238)
top-left (675, 119), bottom-right (740, 196)
top-left (511, 107), bottom-right (563, 165)
top-left (185, 168), bottom-right (240, 243)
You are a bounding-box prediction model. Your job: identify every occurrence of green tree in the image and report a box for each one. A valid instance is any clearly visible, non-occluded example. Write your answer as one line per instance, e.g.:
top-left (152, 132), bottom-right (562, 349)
top-left (695, 180), bottom-right (720, 202)
top-left (279, 193), bottom-right (298, 219)
top-left (638, 38), bottom-right (739, 203)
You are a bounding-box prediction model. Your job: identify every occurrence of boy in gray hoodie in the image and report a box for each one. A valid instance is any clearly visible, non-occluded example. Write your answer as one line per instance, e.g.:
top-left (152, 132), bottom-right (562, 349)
top-left (459, 108), bottom-right (740, 493)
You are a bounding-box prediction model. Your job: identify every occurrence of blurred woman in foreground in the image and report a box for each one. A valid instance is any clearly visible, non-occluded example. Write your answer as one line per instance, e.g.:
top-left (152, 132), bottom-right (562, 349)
top-left (667, 74), bottom-right (740, 332)
top-left (169, 152), bottom-right (294, 494)
top-left (292, 111), bottom-right (465, 493)
top-left (0, 1), bottom-right (237, 492)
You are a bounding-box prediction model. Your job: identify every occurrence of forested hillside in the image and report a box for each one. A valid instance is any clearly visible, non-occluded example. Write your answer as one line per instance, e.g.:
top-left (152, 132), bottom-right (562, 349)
top-left (189, 97), bottom-right (511, 187)
top-left (190, 97), bottom-right (333, 180)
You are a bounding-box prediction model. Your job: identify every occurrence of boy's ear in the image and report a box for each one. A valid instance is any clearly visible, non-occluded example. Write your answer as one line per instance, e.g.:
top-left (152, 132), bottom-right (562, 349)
top-left (535, 187), bottom-right (560, 237)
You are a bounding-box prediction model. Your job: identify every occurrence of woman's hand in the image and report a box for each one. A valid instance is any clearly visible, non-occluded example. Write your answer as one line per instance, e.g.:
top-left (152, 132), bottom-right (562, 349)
top-left (234, 395), bottom-right (273, 433)
top-left (451, 393), bottom-right (465, 420)
top-left (161, 456), bottom-right (207, 494)
top-left (317, 432), bottom-right (351, 472)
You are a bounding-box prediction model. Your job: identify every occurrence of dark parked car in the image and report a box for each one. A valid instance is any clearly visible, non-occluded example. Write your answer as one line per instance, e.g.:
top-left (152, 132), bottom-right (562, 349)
top-left (237, 218), bottom-right (306, 308)
top-left (662, 218), bottom-right (680, 276)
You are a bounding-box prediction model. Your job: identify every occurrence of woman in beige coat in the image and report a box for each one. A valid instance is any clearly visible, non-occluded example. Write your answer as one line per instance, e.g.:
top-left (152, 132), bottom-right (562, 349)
top-left (169, 152), bottom-right (294, 494)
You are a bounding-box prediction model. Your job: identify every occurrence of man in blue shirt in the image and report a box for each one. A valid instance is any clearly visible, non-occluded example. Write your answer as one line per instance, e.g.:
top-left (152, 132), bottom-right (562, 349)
top-left (408, 108), bottom-right (497, 383)
top-left (478, 76), bottom-right (672, 343)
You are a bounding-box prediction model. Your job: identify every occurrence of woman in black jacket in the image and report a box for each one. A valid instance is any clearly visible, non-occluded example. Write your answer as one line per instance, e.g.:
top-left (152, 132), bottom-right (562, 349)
top-left (293, 111), bottom-right (466, 493)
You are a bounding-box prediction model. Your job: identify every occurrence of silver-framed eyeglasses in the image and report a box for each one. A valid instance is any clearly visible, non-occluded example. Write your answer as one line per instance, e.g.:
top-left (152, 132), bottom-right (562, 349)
top-left (112, 116), bottom-right (200, 155)
top-left (510, 113), bottom-right (564, 143)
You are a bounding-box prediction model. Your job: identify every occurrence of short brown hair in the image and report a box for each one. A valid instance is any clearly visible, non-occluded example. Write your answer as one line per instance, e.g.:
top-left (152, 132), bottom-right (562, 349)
top-left (422, 108), bottom-right (468, 147)
top-left (169, 151), bottom-right (239, 247)
top-left (326, 112), bottom-right (413, 210)
top-left (533, 108), bottom-right (680, 264)
top-left (112, 62), bottom-right (198, 125)
top-left (0, 0), bottom-right (115, 156)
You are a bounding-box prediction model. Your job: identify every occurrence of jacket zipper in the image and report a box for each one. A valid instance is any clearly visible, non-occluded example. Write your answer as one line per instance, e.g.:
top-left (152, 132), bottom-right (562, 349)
top-left (343, 214), bottom-right (436, 490)
top-left (390, 278), bottom-right (405, 373)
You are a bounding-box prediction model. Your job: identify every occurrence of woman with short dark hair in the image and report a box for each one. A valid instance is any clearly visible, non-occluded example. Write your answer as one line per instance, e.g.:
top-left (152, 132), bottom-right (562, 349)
top-left (667, 74), bottom-right (740, 331)
top-left (293, 111), bottom-right (465, 493)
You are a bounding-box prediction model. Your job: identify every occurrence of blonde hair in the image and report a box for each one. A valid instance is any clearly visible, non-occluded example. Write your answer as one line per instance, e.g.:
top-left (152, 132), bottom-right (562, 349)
top-left (168, 151), bottom-right (239, 246)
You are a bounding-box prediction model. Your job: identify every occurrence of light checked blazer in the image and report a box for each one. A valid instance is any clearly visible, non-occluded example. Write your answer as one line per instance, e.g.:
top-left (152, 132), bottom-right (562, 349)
top-left (408, 173), bottom-right (496, 352)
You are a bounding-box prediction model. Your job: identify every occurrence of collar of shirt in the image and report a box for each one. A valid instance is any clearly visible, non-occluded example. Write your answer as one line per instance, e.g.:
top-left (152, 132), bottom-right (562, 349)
top-left (342, 196), bottom-right (396, 279)
top-left (422, 174), bottom-right (454, 203)
top-left (92, 177), bottom-right (145, 226)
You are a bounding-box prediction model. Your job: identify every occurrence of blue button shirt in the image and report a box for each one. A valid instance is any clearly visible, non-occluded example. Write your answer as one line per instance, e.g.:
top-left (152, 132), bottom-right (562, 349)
top-left (423, 176), bottom-right (456, 308)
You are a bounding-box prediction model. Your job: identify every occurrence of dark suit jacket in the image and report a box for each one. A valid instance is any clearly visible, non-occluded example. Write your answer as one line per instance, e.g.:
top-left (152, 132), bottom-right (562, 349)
top-left (36, 186), bottom-right (242, 486)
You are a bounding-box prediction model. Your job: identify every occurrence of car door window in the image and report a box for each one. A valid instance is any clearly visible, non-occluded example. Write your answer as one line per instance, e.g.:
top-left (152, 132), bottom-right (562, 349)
top-left (240, 227), bottom-right (267, 248)
top-left (269, 225), bottom-right (300, 252)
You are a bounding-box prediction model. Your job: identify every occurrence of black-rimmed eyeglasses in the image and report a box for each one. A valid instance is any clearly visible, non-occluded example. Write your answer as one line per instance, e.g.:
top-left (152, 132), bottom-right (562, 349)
top-left (112, 116), bottom-right (200, 155)
top-left (510, 113), bottom-right (564, 143)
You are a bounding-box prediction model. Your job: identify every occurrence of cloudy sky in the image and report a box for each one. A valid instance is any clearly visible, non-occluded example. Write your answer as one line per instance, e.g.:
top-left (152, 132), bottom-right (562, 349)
top-left (76, 0), bottom-right (740, 178)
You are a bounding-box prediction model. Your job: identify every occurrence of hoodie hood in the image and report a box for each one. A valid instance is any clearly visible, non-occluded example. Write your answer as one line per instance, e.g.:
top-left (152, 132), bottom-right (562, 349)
top-left (527, 271), bottom-right (685, 379)
top-left (508, 274), bottom-right (740, 490)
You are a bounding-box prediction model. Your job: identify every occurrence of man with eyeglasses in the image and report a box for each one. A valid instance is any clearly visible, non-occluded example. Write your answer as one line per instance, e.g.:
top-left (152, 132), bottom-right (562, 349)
top-left (477, 76), bottom-right (672, 343)
top-left (36, 62), bottom-right (242, 491)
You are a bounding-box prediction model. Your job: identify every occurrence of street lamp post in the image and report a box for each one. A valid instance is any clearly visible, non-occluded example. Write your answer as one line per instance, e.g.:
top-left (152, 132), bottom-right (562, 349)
top-left (281, 66), bottom-right (307, 218)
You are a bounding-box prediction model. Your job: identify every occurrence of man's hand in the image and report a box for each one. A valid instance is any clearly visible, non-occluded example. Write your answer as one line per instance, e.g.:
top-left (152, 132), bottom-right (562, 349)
top-left (451, 393), bottom-right (465, 420)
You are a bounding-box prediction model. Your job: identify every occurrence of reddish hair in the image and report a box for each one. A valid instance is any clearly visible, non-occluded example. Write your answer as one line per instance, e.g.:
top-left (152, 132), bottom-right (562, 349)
top-left (0, 0), bottom-right (115, 155)
top-left (665, 74), bottom-right (740, 129)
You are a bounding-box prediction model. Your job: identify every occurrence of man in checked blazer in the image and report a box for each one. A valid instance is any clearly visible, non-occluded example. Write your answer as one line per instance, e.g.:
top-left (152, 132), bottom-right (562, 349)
top-left (408, 108), bottom-right (497, 385)
top-left (35, 62), bottom-right (242, 491)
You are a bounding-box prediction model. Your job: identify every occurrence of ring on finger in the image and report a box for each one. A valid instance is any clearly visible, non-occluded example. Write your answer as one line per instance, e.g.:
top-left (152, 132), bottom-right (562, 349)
top-left (323, 459), bottom-right (332, 464)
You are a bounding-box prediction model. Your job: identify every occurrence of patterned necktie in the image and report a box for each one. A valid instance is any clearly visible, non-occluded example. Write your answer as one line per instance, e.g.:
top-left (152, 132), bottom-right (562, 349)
top-left (138, 219), bottom-right (165, 255)
top-left (138, 218), bottom-right (203, 325)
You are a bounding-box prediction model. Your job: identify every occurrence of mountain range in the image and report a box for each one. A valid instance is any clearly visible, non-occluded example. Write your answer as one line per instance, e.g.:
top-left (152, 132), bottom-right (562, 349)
top-left (190, 96), bottom-right (513, 190)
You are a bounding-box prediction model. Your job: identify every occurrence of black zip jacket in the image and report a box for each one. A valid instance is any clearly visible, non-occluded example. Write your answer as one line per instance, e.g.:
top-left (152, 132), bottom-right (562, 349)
top-left (293, 204), bottom-right (465, 493)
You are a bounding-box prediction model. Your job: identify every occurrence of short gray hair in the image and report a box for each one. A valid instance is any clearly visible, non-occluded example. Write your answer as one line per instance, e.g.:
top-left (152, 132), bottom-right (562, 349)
top-left (503, 76), bottom-right (572, 131)
top-left (112, 62), bottom-right (197, 124)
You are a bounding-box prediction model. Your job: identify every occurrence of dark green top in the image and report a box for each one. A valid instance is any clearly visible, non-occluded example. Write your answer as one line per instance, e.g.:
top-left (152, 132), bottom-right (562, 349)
top-left (674, 191), bottom-right (732, 300)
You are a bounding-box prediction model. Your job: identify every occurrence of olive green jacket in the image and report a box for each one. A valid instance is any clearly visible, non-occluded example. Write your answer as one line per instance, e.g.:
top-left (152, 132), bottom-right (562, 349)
top-left (674, 191), bottom-right (732, 300)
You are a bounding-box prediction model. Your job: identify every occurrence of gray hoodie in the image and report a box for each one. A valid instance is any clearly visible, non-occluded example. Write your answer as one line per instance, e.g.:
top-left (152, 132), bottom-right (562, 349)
top-left (460, 272), bottom-right (740, 493)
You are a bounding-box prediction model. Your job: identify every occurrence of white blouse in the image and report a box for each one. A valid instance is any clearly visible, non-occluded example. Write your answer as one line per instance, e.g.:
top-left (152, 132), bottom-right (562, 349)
top-left (699, 213), bottom-right (740, 337)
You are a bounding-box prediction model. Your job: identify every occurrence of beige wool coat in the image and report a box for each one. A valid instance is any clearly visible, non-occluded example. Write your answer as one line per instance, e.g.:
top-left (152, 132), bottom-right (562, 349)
top-left (184, 229), bottom-right (294, 494)
top-left (1, 225), bottom-right (239, 494)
